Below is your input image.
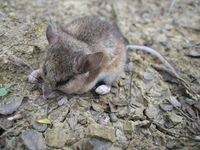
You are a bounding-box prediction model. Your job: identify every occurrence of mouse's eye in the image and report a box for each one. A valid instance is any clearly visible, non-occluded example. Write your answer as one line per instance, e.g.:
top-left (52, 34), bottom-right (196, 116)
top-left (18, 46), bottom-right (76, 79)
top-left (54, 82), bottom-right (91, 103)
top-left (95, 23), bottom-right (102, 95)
top-left (43, 63), bottom-right (48, 76)
top-left (56, 78), bottom-right (70, 87)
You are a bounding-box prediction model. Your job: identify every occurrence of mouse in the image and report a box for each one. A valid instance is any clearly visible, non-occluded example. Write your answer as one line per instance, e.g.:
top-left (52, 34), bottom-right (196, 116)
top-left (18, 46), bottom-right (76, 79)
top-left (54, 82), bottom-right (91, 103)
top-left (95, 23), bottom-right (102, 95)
top-left (29, 16), bottom-right (176, 102)
top-left (29, 16), bottom-right (127, 101)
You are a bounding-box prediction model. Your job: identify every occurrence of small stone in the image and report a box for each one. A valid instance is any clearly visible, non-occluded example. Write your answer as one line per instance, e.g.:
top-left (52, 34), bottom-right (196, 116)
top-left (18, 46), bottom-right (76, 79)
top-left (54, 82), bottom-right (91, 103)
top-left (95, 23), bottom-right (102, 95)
top-left (145, 105), bottom-right (160, 119)
top-left (105, 4), bottom-right (112, 12)
top-left (143, 72), bottom-right (155, 80)
top-left (120, 72), bottom-right (126, 79)
top-left (85, 123), bottom-right (116, 142)
top-left (112, 119), bottom-right (125, 130)
top-left (115, 129), bottom-right (128, 146)
top-left (123, 121), bottom-right (136, 132)
top-left (112, 82), bottom-right (118, 88)
top-left (111, 87), bottom-right (118, 94)
top-left (118, 79), bottom-right (126, 87)
top-left (109, 113), bottom-right (118, 122)
top-left (168, 112), bottom-right (182, 125)
top-left (31, 117), bottom-right (47, 132)
top-left (130, 108), bottom-right (145, 121)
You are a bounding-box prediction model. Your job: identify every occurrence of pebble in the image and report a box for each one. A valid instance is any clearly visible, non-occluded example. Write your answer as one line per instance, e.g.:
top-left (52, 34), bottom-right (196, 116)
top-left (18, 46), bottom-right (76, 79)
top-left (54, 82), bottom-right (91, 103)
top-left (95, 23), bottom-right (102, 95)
top-left (109, 113), bottom-right (118, 122)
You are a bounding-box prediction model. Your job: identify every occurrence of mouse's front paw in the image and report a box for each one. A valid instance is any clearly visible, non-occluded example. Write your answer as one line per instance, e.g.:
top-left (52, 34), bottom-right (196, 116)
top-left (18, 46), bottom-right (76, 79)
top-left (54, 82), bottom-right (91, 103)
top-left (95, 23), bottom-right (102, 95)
top-left (95, 85), bottom-right (111, 95)
top-left (29, 69), bottom-right (40, 83)
top-left (57, 96), bottom-right (68, 106)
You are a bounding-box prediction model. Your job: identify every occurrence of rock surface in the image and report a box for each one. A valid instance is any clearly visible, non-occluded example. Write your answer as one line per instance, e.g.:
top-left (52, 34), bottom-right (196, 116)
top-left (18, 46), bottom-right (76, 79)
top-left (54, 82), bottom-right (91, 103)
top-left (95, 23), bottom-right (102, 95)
top-left (85, 123), bottom-right (116, 142)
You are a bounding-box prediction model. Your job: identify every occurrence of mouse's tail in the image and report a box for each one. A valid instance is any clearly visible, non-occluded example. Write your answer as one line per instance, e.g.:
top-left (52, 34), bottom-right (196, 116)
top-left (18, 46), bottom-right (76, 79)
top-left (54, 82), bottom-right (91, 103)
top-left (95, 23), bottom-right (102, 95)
top-left (126, 44), bottom-right (177, 74)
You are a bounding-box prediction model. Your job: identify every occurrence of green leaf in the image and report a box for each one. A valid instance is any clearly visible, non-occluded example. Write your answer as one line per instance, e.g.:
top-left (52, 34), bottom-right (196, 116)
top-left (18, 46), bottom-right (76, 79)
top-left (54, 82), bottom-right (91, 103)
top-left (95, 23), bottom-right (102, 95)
top-left (5, 83), bottom-right (11, 89)
top-left (0, 88), bottom-right (8, 96)
top-left (37, 118), bottom-right (51, 124)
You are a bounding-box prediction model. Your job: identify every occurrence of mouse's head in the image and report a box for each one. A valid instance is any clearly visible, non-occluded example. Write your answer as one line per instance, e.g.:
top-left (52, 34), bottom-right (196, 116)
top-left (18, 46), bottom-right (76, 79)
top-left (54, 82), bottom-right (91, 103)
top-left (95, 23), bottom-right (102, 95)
top-left (40, 23), bottom-right (103, 99)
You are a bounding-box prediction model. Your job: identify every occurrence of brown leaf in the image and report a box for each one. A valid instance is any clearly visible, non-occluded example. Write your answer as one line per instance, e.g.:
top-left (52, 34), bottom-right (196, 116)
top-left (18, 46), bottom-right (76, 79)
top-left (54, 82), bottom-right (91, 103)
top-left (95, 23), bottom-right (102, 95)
top-left (110, 98), bottom-right (128, 106)
top-left (108, 102), bottom-right (118, 113)
top-left (21, 129), bottom-right (46, 150)
top-left (0, 97), bottom-right (23, 115)
top-left (91, 101), bottom-right (108, 112)
top-left (182, 103), bottom-right (196, 118)
top-left (68, 112), bottom-right (78, 130)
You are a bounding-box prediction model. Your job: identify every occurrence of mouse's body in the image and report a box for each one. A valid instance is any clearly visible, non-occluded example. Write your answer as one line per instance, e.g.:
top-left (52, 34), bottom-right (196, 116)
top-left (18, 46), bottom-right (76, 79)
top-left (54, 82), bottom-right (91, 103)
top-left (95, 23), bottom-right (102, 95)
top-left (29, 16), bottom-right (127, 99)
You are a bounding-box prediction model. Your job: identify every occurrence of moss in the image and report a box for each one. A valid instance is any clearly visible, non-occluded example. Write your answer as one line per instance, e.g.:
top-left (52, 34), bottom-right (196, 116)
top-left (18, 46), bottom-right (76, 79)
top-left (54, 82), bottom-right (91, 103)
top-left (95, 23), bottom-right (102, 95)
top-left (27, 22), bottom-right (46, 38)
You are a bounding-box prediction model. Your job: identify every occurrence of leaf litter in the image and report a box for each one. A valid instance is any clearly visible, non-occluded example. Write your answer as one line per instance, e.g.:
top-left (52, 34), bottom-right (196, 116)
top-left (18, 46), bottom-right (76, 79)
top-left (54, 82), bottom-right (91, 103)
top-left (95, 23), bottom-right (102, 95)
top-left (0, 97), bottom-right (23, 115)
top-left (0, 0), bottom-right (200, 149)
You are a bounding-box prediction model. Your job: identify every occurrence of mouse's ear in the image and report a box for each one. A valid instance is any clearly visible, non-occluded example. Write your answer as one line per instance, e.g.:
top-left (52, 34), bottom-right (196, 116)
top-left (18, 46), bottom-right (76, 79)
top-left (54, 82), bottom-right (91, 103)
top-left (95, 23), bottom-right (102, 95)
top-left (75, 52), bottom-right (103, 73)
top-left (46, 23), bottom-right (59, 45)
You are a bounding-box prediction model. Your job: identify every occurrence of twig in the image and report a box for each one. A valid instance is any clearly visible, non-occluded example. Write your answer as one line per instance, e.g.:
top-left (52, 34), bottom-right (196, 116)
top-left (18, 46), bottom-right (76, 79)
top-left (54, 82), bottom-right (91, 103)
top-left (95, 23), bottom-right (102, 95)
top-left (0, 122), bottom-right (24, 138)
top-left (0, 123), bottom-right (7, 131)
top-left (179, 24), bottom-right (200, 32)
top-left (152, 64), bottom-right (200, 101)
top-left (129, 71), bottom-right (134, 104)
top-left (168, 0), bottom-right (177, 14)
top-left (167, 99), bottom-right (194, 122)
top-left (17, 43), bottom-right (38, 47)
top-left (153, 121), bottom-right (200, 141)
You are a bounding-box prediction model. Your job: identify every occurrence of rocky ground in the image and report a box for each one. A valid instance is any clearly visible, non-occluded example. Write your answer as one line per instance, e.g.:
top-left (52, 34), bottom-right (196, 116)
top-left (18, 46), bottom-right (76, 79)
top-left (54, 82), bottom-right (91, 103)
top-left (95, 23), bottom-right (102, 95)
top-left (0, 0), bottom-right (200, 149)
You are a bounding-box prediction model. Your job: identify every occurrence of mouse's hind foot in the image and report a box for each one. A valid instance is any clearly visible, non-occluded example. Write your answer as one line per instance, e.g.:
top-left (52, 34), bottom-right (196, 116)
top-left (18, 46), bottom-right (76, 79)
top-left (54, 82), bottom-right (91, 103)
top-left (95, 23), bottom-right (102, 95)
top-left (95, 85), bottom-right (111, 95)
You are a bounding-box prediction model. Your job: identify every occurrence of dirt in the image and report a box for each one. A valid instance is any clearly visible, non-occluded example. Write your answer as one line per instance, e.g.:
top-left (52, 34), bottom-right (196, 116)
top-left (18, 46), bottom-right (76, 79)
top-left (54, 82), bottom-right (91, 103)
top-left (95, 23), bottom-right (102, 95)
top-left (0, 0), bottom-right (200, 150)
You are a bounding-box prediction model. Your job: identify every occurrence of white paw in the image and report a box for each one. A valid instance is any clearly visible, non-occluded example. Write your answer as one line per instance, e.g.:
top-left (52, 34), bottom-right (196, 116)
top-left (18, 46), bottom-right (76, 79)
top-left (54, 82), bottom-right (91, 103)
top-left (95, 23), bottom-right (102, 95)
top-left (57, 96), bottom-right (68, 106)
top-left (29, 69), bottom-right (40, 83)
top-left (95, 85), bottom-right (111, 95)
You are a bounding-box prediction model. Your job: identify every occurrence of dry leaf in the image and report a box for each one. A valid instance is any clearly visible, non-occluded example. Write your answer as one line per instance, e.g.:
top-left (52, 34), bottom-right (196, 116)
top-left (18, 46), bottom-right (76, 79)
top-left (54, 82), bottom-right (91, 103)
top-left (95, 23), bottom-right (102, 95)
top-left (109, 98), bottom-right (128, 106)
top-left (143, 72), bottom-right (155, 80)
top-left (168, 96), bottom-right (181, 107)
top-left (21, 129), bottom-right (46, 150)
top-left (68, 112), bottom-right (78, 130)
top-left (108, 102), bottom-right (118, 113)
top-left (182, 103), bottom-right (196, 118)
top-left (160, 103), bottom-right (174, 111)
top-left (91, 101), bottom-right (108, 112)
top-left (194, 103), bottom-right (200, 112)
top-left (192, 122), bottom-right (200, 134)
top-left (181, 49), bottom-right (200, 57)
top-left (0, 97), bottom-right (23, 115)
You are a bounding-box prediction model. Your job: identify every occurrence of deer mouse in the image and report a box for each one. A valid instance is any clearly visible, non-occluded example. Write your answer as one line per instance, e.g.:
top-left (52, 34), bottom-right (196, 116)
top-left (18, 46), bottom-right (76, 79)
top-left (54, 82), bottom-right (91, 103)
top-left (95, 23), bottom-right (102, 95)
top-left (29, 16), bottom-right (176, 102)
top-left (29, 16), bottom-right (127, 100)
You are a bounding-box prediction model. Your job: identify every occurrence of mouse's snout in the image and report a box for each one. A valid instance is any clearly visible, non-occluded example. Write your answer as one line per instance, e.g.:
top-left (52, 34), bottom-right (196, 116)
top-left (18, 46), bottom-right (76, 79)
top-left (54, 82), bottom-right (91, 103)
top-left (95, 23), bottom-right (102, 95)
top-left (42, 82), bottom-right (54, 99)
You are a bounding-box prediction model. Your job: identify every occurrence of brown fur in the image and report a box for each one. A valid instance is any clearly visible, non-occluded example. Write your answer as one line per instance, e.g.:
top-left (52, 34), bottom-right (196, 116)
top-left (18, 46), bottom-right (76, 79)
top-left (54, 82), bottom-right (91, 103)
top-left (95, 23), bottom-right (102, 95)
top-left (38, 16), bottom-right (126, 98)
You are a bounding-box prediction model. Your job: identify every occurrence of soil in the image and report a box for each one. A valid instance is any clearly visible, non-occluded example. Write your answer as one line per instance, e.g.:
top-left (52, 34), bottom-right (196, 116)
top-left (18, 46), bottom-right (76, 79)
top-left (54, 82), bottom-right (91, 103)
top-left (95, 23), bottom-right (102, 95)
top-left (0, 0), bottom-right (200, 150)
